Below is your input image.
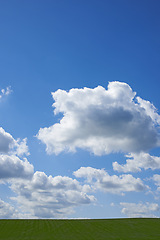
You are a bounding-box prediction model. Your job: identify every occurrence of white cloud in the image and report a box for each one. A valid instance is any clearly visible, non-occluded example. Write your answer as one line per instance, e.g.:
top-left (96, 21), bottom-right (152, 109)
top-left (0, 127), bottom-right (29, 156)
top-left (0, 155), bottom-right (34, 179)
top-left (0, 127), bottom-right (31, 180)
top-left (10, 171), bottom-right (95, 218)
top-left (13, 138), bottom-right (30, 157)
top-left (0, 126), bottom-right (95, 218)
top-left (120, 202), bottom-right (159, 218)
top-left (152, 174), bottom-right (160, 191)
top-left (0, 198), bottom-right (32, 219)
top-left (113, 152), bottom-right (160, 172)
top-left (37, 81), bottom-right (160, 156)
top-left (74, 167), bottom-right (146, 194)
top-left (137, 97), bottom-right (160, 125)
top-left (110, 202), bottom-right (115, 207)
top-left (0, 86), bottom-right (12, 100)
top-left (0, 127), bottom-right (15, 154)
top-left (0, 199), bottom-right (17, 219)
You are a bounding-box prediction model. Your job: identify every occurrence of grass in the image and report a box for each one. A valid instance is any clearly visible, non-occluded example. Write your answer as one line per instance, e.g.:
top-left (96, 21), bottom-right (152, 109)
top-left (0, 218), bottom-right (160, 240)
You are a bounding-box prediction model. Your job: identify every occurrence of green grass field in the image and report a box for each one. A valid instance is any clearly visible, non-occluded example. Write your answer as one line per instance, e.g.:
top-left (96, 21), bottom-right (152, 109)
top-left (0, 218), bottom-right (160, 240)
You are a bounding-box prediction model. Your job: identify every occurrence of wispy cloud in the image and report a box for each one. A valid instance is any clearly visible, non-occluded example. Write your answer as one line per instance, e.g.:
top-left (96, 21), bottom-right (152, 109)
top-left (0, 86), bottom-right (12, 99)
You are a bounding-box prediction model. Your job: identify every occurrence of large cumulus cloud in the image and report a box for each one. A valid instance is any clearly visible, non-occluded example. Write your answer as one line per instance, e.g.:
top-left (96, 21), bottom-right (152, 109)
top-left (37, 81), bottom-right (160, 155)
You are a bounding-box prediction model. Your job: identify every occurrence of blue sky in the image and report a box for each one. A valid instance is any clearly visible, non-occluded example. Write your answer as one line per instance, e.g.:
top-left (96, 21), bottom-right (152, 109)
top-left (0, 0), bottom-right (160, 218)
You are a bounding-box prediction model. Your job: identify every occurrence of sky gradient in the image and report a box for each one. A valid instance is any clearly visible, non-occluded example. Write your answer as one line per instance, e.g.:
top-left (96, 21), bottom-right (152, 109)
top-left (0, 0), bottom-right (160, 219)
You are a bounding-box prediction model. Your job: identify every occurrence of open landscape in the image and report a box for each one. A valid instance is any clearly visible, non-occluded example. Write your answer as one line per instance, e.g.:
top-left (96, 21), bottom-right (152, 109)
top-left (0, 218), bottom-right (160, 240)
top-left (1, 0), bottom-right (160, 229)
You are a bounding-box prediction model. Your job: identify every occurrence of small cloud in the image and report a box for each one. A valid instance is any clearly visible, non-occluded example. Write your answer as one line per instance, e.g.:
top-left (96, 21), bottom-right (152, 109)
top-left (110, 202), bottom-right (115, 207)
top-left (120, 202), bottom-right (159, 218)
top-left (74, 167), bottom-right (146, 194)
top-left (153, 174), bottom-right (160, 192)
top-left (113, 152), bottom-right (160, 173)
top-left (14, 138), bottom-right (30, 157)
top-left (0, 86), bottom-right (12, 99)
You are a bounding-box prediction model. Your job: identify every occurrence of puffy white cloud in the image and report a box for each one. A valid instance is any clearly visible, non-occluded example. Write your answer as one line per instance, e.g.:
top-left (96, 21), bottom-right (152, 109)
top-left (13, 138), bottom-right (30, 157)
top-left (137, 97), bottom-right (160, 125)
top-left (0, 127), bottom-right (29, 156)
top-left (113, 152), bottom-right (160, 173)
top-left (0, 199), bottom-right (17, 219)
top-left (0, 198), bottom-right (32, 219)
top-left (0, 125), bottom-right (94, 218)
top-left (120, 202), bottom-right (159, 218)
top-left (0, 127), bottom-right (31, 180)
top-left (0, 155), bottom-right (34, 179)
top-left (10, 171), bottom-right (95, 218)
top-left (0, 127), bottom-right (15, 154)
top-left (74, 167), bottom-right (146, 194)
top-left (0, 86), bottom-right (12, 100)
top-left (37, 81), bottom-right (160, 156)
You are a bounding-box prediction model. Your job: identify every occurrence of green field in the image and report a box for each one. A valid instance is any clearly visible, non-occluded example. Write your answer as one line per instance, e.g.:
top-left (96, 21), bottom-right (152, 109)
top-left (0, 218), bottom-right (160, 240)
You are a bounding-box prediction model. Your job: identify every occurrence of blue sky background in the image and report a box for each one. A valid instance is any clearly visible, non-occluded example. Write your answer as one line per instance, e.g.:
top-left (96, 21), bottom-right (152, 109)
top-left (0, 0), bottom-right (160, 219)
